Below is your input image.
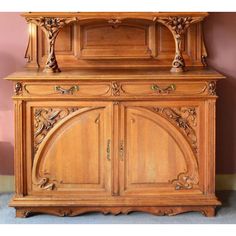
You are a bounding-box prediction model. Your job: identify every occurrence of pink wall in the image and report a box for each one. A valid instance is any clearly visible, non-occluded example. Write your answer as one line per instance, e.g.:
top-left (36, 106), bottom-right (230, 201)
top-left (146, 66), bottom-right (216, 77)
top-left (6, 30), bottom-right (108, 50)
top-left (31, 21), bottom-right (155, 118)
top-left (0, 13), bottom-right (235, 175)
top-left (204, 13), bottom-right (236, 174)
top-left (0, 13), bottom-right (27, 175)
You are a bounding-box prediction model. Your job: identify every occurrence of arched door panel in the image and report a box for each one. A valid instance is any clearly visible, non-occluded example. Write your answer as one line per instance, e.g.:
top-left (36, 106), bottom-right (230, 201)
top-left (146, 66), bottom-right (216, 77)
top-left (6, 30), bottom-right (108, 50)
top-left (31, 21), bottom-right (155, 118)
top-left (30, 104), bottom-right (112, 196)
top-left (119, 103), bottom-right (200, 196)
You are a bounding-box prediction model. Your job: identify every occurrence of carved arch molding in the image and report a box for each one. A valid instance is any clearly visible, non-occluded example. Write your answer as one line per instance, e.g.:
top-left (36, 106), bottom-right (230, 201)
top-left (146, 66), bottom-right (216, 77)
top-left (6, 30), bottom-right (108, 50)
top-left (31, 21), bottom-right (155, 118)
top-left (139, 106), bottom-right (199, 190)
top-left (32, 105), bottom-right (199, 191)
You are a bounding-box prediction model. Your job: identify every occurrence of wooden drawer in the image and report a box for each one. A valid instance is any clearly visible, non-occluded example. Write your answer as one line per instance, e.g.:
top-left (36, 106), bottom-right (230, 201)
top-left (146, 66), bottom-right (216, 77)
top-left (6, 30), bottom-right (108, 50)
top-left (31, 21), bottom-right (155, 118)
top-left (21, 80), bottom-right (210, 98)
top-left (22, 82), bottom-right (111, 97)
top-left (118, 81), bottom-right (209, 96)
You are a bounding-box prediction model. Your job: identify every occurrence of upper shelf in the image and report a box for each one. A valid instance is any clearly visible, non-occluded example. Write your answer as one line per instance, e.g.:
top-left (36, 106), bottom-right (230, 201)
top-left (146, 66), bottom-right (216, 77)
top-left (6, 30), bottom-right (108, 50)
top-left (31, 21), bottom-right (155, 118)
top-left (23, 12), bottom-right (209, 73)
top-left (5, 67), bottom-right (225, 81)
top-left (22, 12), bottom-right (209, 19)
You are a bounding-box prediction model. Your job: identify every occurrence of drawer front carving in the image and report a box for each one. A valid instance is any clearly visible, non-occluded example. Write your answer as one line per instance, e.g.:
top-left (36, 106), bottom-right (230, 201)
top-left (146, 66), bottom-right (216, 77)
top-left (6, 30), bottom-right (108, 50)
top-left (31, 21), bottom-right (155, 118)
top-left (119, 81), bottom-right (208, 96)
top-left (23, 82), bottom-right (111, 97)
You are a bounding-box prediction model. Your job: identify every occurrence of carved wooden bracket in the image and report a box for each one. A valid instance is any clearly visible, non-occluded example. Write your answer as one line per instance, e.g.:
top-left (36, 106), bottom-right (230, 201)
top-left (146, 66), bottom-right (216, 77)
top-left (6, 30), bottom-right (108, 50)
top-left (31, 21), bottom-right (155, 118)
top-left (25, 17), bottom-right (77, 73)
top-left (156, 16), bottom-right (204, 72)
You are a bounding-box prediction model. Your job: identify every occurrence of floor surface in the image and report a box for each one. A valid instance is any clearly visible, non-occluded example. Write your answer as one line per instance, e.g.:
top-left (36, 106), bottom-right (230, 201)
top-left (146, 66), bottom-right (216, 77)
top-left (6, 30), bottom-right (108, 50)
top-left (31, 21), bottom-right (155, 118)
top-left (0, 191), bottom-right (235, 224)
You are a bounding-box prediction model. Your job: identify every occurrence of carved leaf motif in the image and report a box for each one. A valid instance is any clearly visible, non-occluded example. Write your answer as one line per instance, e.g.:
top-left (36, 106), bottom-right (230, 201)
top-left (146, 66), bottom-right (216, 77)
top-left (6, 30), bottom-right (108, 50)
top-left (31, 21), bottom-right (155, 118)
top-left (157, 16), bottom-right (203, 72)
top-left (35, 177), bottom-right (55, 190)
top-left (172, 53), bottom-right (185, 69)
top-left (161, 17), bottom-right (194, 36)
top-left (150, 107), bottom-right (198, 153)
top-left (171, 171), bottom-right (199, 190)
top-left (34, 107), bottom-right (79, 154)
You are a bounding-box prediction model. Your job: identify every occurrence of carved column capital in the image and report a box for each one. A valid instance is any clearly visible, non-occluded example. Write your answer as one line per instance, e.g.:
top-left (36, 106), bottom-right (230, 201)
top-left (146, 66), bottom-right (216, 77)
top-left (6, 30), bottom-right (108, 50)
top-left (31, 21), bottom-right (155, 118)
top-left (157, 16), bottom-right (203, 72)
top-left (25, 17), bottom-right (77, 73)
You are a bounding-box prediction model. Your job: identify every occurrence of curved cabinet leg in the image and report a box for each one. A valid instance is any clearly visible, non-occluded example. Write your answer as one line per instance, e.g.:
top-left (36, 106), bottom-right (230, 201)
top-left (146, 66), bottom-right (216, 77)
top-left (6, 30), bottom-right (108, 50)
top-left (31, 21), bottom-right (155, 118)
top-left (16, 208), bottom-right (32, 218)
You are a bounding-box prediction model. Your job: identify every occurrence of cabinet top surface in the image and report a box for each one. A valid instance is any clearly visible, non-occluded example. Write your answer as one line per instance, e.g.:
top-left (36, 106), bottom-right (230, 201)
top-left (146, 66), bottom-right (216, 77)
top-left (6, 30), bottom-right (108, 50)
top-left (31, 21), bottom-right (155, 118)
top-left (5, 68), bottom-right (225, 81)
top-left (22, 12), bottom-right (208, 19)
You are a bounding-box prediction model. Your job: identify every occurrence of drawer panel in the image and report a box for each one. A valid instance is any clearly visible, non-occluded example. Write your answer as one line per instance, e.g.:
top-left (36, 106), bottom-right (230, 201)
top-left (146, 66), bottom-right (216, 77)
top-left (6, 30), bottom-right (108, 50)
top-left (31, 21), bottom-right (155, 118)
top-left (23, 82), bottom-right (111, 97)
top-left (119, 81), bottom-right (209, 96)
top-left (21, 81), bottom-right (210, 98)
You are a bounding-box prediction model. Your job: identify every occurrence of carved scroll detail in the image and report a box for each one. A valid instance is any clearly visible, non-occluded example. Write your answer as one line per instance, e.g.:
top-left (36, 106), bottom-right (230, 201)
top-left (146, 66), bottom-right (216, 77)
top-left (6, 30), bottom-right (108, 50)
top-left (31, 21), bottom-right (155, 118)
top-left (150, 107), bottom-right (198, 153)
top-left (16, 206), bottom-right (215, 217)
top-left (108, 18), bottom-right (122, 28)
top-left (35, 177), bottom-right (55, 190)
top-left (34, 107), bottom-right (79, 154)
top-left (157, 16), bottom-right (203, 72)
top-left (171, 171), bottom-right (198, 190)
top-left (111, 81), bottom-right (121, 96)
top-left (14, 82), bottom-right (23, 96)
top-left (26, 17), bottom-right (77, 73)
top-left (208, 81), bottom-right (216, 95)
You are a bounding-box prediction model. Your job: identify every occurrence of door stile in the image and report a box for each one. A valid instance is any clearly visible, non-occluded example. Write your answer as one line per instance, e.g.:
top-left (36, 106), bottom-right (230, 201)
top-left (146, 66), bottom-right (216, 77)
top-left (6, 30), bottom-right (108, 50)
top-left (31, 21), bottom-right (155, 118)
top-left (118, 103), bottom-right (125, 195)
top-left (111, 102), bottom-right (120, 196)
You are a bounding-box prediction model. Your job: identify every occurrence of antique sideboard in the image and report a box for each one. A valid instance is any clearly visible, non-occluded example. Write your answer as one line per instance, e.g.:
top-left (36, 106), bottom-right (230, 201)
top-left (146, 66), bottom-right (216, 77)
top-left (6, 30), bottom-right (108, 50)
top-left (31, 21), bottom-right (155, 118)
top-left (6, 12), bottom-right (225, 217)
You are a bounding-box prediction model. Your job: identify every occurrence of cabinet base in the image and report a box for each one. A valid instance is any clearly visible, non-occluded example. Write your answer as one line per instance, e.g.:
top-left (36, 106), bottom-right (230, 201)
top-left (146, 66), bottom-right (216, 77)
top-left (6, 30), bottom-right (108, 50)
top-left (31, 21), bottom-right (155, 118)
top-left (15, 206), bottom-right (217, 218)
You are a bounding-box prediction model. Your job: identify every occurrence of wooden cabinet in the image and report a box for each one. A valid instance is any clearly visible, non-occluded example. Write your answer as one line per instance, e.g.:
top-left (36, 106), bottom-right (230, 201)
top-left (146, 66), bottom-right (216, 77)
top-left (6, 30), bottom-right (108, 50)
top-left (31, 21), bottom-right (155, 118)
top-left (6, 12), bottom-right (225, 217)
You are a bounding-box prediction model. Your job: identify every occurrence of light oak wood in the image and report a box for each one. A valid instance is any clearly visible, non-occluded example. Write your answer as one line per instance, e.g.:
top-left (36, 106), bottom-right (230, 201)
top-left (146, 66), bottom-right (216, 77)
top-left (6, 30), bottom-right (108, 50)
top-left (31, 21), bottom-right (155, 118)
top-left (24, 12), bottom-right (207, 71)
top-left (6, 12), bottom-right (225, 218)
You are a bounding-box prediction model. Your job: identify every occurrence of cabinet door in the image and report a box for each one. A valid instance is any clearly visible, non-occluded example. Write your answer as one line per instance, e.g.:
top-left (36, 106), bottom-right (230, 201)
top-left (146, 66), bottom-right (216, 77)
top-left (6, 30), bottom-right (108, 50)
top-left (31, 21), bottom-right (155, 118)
top-left (26, 101), bottom-right (112, 196)
top-left (119, 101), bottom-right (202, 196)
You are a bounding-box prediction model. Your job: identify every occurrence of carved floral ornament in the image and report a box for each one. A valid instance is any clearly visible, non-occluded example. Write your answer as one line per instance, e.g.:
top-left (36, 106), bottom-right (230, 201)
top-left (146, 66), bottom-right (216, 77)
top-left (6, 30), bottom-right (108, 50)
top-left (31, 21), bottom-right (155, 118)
top-left (156, 16), bottom-right (204, 72)
top-left (34, 107), bottom-right (79, 154)
top-left (25, 17), bottom-right (77, 73)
